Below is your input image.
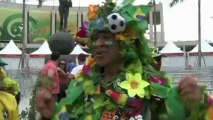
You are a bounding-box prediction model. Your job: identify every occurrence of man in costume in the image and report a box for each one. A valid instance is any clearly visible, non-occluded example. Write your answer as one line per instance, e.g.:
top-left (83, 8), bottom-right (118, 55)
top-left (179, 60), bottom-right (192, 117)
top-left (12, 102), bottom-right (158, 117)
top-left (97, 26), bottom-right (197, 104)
top-left (52, 0), bottom-right (212, 119)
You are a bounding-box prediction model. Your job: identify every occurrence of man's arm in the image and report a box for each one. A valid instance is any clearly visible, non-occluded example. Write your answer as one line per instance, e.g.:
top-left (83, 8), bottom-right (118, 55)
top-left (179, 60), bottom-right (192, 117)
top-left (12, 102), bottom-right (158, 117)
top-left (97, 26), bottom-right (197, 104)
top-left (57, 67), bottom-right (66, 75)
top-left (66, 73), bottom-right (75, 82)
top-left (177, 75), bottom-right (212, 119)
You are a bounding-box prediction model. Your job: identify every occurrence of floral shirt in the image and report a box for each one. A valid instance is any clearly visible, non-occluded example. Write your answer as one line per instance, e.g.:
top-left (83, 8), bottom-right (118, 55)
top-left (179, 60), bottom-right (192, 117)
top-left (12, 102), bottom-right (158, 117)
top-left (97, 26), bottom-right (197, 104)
top-left (41, 60), bottom-right (60, 94)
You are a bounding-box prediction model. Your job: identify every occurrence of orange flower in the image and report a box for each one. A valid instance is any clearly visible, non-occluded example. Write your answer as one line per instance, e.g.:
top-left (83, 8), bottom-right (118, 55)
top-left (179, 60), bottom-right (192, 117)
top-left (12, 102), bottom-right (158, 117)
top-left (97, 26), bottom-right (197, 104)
top-left (207, 107), bottom-right (213, 120)
top-left (88, 4), bottom-right (100, 20)
top-left (86, 55), bottom-right (96, 66)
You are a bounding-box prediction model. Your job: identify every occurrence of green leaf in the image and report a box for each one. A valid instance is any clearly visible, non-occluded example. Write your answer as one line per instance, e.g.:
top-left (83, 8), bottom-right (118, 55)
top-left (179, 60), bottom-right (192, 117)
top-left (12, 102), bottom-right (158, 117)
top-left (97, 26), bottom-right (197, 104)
top-left (60, 80), bottom-right (83, 105)
top-left (93, 95), bottom-right (105, 109)
top-left (52, 80), bottom-right (84, 119)
top-left (121, 12), bottom-right (135, 22)
top-left (136, 20), bottom-right (148, 30)
top-left (79, 113), bottom-right (101, 120)
top-left (92, 113), bottom-right (101, 120)
top-left (104, 99), bottom-right (117, 110)
top-left (165, 88), bottom-right (185, 120)
top-left (185, 104), bottom-right (199, 120)
top-left (75, 105), bottom-right (84, 115)
top-left (151, 83), bottom-right (170, 98)
top-left (82, 79), bottom-right (95, 94)
top-left (164, 76), bottom-right (173, 88)
top-left (125, 59), bottom-right (143, 73)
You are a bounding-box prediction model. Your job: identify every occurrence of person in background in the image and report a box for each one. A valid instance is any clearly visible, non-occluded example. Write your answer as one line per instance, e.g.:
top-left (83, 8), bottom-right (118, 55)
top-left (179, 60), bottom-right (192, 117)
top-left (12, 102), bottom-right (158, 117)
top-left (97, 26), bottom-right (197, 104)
top-left (0, 58), bottom-right (19, 120)
top-left (66, 59), bottom-right (76, 73)
top-left (57, 59), bottom-right (70, 101)
top-left (35, 51), bottom-right (61, 119)
top-left (59, 0), bottom-right (72, 31)
top-left (0, 58), bottom-right (20, 105)
top-left (70, 53), bottom-right (86, 78)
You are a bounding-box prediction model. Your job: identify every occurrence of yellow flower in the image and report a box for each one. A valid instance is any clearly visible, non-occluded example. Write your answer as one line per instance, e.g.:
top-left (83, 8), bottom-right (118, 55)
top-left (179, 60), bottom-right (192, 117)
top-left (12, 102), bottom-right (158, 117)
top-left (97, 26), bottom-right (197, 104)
top-left (115, 27), bottom-right (137, 40)
top-left (119, 73), bottom-right (149, 98)
top-left (84, 115), bottom-right (92, 120)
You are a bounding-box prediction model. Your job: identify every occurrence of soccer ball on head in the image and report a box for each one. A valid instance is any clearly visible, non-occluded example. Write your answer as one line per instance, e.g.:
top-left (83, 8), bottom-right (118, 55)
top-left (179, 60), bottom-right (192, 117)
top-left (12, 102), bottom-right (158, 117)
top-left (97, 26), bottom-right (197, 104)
top-left (107, 13), bottom-right (126, 33)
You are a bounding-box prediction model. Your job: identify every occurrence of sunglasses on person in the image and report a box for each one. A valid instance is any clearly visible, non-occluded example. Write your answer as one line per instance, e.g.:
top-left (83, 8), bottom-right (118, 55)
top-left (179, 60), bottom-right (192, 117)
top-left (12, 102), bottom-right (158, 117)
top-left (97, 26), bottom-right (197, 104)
top-left (59, 61), bottom-right (66, 65)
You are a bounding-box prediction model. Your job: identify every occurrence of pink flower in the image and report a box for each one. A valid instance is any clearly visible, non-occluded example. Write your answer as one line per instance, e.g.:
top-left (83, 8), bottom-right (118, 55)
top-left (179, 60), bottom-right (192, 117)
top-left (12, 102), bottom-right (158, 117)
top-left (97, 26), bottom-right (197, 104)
top-left (127, 99), bottom-right (143, 107)
top-left (125, 99), bottom-right (143, 118)
top-left (82, 65), bottom-right (91, 75)
top-left (208, 95), bottom-right (213, 105)
top-left (148, 76), bottom-right (165, 85)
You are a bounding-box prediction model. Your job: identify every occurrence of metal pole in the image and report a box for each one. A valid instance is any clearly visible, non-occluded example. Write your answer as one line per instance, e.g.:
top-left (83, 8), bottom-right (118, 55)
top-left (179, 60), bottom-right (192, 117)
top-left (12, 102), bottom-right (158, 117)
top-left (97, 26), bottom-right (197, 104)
top-left (198, 0), bottom-right (201, 67)
top-left (21, 0), bottom-right (26, 68)
top-left (153, 0), bottom-right (157, 46)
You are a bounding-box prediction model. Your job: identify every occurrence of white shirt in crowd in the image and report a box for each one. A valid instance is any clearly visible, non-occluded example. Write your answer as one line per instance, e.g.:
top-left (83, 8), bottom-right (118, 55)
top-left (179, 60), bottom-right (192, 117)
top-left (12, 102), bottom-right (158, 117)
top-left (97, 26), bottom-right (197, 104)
top-left (70, 65), bottom-right (84, 77)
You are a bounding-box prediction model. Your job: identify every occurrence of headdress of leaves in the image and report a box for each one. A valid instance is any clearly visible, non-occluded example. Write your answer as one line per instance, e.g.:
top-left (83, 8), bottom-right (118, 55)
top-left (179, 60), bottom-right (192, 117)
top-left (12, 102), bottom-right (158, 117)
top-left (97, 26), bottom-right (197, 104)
top-left (76, 0), bottom-right (153, 69)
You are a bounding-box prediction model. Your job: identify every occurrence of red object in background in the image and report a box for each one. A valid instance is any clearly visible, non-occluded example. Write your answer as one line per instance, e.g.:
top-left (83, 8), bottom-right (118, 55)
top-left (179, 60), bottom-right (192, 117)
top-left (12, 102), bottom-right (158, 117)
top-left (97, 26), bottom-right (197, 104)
top-left (76, 21), bottom-right (88, 38)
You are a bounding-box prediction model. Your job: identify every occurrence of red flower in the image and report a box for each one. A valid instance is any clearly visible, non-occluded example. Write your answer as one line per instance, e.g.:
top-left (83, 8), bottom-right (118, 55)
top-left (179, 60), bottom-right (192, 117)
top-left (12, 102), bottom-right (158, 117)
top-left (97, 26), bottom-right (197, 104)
top-left (148, 76), bottom-right (165, 85)
top-left (125, 99), bottom-right (143, 118)
top-left (82, 65), bottom-right (91, 75)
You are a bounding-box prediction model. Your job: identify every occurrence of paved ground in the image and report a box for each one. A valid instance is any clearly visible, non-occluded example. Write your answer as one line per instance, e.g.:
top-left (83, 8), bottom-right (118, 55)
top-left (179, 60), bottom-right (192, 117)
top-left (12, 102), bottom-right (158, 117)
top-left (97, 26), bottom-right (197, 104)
top-left (19, 96), bottom-right (31, 114)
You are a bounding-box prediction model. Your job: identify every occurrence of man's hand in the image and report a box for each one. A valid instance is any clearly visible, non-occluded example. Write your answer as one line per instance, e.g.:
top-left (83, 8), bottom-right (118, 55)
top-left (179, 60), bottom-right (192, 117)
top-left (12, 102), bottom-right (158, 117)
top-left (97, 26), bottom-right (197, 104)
top-left (178, 75), bottom-right (201, 103)
top-left (35, 88), bottom-right (55, 118)
top-left (57, 67), bottom-right (66, 75)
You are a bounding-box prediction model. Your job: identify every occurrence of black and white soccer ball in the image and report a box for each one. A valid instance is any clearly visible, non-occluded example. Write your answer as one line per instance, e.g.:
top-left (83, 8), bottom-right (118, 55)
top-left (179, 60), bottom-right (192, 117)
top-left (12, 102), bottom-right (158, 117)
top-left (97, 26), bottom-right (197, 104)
top-left (107, 13), bottom-right (126, 33)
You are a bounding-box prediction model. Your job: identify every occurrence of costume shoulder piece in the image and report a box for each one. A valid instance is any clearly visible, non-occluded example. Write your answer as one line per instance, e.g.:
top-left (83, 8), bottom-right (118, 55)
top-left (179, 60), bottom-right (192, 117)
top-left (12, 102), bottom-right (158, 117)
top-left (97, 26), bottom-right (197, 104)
top-left (53, 0), bottom-right (211, 119)
top-left (0, 68), bottom-right (19, 95)
top-left (0, 91), bottom-right (19, 120)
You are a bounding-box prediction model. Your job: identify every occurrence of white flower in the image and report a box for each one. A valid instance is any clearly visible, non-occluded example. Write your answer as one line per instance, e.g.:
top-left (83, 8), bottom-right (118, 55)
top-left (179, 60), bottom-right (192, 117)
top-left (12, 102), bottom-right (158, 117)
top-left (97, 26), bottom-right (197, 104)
top-left (113, 115), bottom-right (119, 120)
top-left (129, 117), bottom-right (135, 120)
top-left (129, 115), bottom-right (143, 120)
top-left (135, 115), bottom-right (143, 120)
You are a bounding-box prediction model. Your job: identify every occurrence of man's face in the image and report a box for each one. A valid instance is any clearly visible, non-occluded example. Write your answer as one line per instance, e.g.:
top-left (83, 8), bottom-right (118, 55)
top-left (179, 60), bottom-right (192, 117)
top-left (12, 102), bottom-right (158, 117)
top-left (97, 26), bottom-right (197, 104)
top-left (58, 60), bottom-right (66, 70)
top-left (92, 31), bottom-right (122, 67)
top-left (55, 59), bottom-right (60, 66)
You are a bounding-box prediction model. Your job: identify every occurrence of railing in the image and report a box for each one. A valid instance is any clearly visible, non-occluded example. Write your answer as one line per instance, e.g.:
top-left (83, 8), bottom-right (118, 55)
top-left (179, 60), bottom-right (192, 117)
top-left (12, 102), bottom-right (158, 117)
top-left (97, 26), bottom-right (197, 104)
top-left (6, 68), bottom-right (40, 97)
top-left (165, 67), bottom-right (213, 94)
top-left (5, 67), bottom-right (213, 96)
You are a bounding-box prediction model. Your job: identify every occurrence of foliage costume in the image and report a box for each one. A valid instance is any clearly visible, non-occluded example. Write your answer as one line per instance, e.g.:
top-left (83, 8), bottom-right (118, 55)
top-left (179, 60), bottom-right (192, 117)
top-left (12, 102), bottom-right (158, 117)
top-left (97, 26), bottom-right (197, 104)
top-left (53, 0), bottom-right (213, 120)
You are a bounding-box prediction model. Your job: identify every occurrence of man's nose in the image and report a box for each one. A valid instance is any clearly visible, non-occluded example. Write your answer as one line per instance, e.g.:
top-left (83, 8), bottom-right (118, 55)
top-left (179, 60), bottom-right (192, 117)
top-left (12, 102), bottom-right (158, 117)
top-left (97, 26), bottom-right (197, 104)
top-left (94, 38), bottom-right (104, 47)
